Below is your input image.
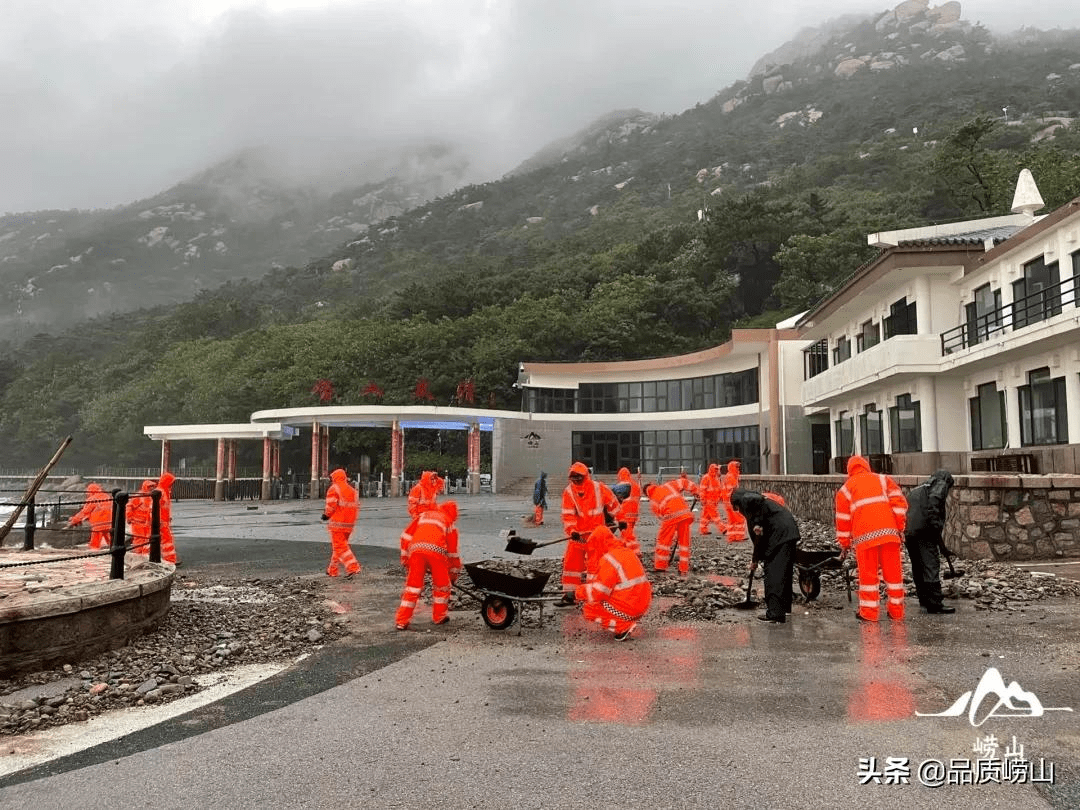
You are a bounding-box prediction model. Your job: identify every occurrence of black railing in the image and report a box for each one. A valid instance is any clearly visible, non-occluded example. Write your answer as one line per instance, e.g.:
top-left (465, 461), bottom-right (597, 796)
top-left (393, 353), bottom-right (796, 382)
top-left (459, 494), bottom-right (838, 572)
top-left (831, 454), bottom-right (894, 474)
top-left (970, 454), bottom-right (1038, 474)
top-left (941, 275), bottom-right (1078, 354)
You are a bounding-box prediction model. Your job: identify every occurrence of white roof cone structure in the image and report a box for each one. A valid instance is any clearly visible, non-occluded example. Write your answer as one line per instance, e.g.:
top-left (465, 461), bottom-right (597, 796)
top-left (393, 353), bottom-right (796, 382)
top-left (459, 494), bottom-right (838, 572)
top-left (1011, 169), bottom-right (1045, 217)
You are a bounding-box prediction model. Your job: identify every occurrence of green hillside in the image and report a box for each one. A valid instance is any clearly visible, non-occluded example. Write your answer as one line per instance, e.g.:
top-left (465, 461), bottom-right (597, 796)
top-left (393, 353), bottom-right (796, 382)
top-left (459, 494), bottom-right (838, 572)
top-left (2, 9), bottom-right (1080, 474)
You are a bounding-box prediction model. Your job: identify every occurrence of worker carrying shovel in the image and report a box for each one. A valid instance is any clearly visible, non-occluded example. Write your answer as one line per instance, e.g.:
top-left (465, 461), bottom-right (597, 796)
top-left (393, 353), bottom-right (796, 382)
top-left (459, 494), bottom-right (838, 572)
top-left (558, 462), bottom-right (621, 606)
top-left (904, 469), bottom-right (957, 615)
top-left (730, 488), bottom-right (800, 624)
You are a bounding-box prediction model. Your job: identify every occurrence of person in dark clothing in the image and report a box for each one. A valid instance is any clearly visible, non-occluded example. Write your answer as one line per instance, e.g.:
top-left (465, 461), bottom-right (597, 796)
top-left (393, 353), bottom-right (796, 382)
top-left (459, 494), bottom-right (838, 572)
top-left (730, 488), bottom-right (800, 624)
top-left (904, 469), bottom-right (956, 614)
top-left (532, 472), bottom-right (548, 525)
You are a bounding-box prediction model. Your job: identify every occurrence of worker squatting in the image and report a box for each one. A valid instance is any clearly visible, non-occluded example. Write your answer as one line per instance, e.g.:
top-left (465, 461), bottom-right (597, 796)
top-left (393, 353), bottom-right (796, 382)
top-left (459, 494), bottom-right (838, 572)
top-left (322, 455), bottom-right (961, 637)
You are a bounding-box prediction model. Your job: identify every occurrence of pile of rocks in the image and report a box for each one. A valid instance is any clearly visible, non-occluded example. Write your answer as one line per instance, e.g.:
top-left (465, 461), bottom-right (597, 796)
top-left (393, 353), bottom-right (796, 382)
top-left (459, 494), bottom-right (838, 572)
top-left (0, 575), bottom-right (349, 737)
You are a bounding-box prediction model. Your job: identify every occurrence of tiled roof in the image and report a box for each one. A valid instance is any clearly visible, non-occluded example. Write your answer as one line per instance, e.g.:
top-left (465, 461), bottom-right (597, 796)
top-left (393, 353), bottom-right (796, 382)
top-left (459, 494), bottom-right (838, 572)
top-left (897, 224), bottom-right (1023, 247)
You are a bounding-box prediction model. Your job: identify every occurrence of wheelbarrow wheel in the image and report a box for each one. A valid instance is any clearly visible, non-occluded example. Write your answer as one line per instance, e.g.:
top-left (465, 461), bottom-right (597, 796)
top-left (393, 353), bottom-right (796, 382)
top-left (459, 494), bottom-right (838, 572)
top-left (798, 570), bottom-right (822, 601)
top-left (481, 596), bottom-right (517, 630)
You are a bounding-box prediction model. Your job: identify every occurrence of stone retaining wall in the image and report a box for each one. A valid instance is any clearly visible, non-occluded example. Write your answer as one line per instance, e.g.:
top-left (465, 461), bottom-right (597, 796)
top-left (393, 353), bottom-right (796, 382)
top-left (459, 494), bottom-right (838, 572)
top-left (740, 474), bottom-right (1080, 562)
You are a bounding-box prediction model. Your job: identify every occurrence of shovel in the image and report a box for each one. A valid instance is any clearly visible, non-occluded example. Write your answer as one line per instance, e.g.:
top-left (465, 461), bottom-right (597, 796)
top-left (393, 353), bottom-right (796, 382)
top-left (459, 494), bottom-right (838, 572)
top-left (734, 566), bottom-right (759, 609)
top-left (504, 530), bottom-right (569, 555)
top-left (942, 550), bottom-right (965, 579)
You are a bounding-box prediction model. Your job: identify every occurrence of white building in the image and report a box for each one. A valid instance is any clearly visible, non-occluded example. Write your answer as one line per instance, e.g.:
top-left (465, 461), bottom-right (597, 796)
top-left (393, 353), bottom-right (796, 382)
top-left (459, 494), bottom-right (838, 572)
top-left (796, 175), bottom-right (1080, 476)
top-left (507, 324), bottom-right (811, 482)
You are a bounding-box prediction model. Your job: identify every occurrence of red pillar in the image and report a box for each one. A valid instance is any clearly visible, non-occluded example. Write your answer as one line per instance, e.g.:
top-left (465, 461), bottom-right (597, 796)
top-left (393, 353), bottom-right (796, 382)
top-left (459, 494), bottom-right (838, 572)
top-left (261, 436), bottom-right (272, 501)
top-left (160, 440), bottom-right (172, 475)
top-left (227, 440), bottom-right (237, 482)
top-left (321, 425), bottom-right (330, 485)
top-left (468, 423), bottom-right (481, 494)
top-left (214, 437), bottom-right (226, 502)
top-left (391, 421), bottom-right (403, 497)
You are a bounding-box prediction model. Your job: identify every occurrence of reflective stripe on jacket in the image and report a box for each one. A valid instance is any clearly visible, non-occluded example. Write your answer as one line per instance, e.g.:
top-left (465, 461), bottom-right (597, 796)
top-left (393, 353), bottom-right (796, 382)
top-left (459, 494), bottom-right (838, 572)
top-left (561, 480), bottom-right (619, 534)
top-left (649, 482), bottom-right (692, 522)
top-left (835, 462), bottom-right (907, 550)
top-left (324, 481), bottom-right (359, 532)
top-left (579, 547), bottom-right (652, 618)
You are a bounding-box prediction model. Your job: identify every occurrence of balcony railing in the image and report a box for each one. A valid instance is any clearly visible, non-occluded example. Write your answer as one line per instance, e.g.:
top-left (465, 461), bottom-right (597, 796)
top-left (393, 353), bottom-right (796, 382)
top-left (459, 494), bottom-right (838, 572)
top-left (941, 274), bottom-right (1079, 355)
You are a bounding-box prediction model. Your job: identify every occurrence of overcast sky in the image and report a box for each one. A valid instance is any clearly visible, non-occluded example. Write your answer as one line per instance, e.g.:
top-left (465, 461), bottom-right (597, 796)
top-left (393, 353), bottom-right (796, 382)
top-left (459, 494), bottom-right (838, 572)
top-left (1, 0), bottom-right (1075, 213)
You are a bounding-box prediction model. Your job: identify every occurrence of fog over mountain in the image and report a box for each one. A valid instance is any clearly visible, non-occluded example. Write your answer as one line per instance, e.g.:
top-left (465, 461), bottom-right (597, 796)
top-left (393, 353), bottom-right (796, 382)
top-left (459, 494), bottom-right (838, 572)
top-left (3, 0), bottom-right (1075, 214)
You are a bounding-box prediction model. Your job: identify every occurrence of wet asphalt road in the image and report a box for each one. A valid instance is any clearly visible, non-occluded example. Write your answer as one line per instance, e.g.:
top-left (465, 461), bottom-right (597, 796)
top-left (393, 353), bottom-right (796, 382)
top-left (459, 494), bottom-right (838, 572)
top-left (1, 496), bottom-right (1078, 808)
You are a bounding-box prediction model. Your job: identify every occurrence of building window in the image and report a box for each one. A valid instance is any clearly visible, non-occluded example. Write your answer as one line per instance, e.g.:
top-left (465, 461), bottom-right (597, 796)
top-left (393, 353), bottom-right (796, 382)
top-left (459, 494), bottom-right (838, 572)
top-left (576, 428), bottom-right (759, 475)
top-left (856, 320), bottom-right (880, 352)
top-left (884, 297), bottom-right (917, 339)
top-left (859, 404), bottom-right (884, 455)
top-left (889, 394), bottom-right (922, 453)
top-left (835, 412), bottom-right (854, 457)
top-left (969, 382), bottom-right (1007, 450)
top-left (1013, 257), bottom-right (1062, 330)
top-left (965, 283), bottom-right (1004, 347)
top-left (805, 340), bottom-right (828, 379)
top-left (833, 335), bottom-right (851, 365)
top-left (1018, 367), bottom-right (1068, 446)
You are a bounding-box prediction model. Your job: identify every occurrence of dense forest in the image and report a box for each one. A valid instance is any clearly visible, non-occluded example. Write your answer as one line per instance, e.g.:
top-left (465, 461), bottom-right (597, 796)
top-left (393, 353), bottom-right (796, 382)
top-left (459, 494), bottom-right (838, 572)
top-left (2, 15), bottom-right (1080, 477)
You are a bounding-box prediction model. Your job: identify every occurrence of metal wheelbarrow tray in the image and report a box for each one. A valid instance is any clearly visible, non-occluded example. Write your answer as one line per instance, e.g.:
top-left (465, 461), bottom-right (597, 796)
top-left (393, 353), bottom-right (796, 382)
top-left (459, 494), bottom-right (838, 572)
top-left (458, 561), bottom-right (561, 632)
top-left (794, 548), bottom-right (845, 601)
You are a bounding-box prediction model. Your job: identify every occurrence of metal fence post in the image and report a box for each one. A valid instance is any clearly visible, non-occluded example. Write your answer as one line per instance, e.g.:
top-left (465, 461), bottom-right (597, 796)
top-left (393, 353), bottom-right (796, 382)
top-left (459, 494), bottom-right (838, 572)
top-left (109, 490), bottom-right (128, 580)
top-left (23, 496), bottom-right (36, 551)
top-left (149, 489), bottom-right (162, 564)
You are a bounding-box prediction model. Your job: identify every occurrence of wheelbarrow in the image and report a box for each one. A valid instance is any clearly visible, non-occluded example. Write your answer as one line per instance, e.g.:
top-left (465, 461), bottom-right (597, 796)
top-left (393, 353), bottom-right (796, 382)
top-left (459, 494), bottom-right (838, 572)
top-left (455, 560), bottom-right (563, 632)
top-left (794, 548), bottom-right (848, 601)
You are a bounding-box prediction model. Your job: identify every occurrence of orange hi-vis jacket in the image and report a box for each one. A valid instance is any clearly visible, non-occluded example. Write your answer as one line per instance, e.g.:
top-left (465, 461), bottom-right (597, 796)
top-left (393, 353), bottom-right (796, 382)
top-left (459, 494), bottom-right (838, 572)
top-left (698, 465), bottom-right (723, 504)
top-left (407, 471), bottom-right (440, 518)
top-left (404, 504), bottom-right (462, 579)
top-left (69, 484), bottom-right (104, 526)
top-left (87, 491), bottom-right (114, 534)
top-left (649, 481), bottom-right (693, 522)
top-left (835, 456), bottom-right (907, 550)
top-left (576, 542), bottom-right (652, 619)
top-left (126, 480), bottom-right (155, 540)
top-left (614, 467), bottom-right (641, 522)
top-left (561, 478), bottom-right (620, 537)
top-left (324, 472), bottom-right (359, 533)
top-left (721, 461), bottom-right (741, 496)
top-left (671, 473), bottom-right (698, 498)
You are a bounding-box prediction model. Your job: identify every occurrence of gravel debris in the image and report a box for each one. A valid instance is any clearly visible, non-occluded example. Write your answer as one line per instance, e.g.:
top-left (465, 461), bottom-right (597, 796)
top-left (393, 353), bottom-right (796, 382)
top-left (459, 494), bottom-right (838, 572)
top-left (0, 574), bottom-right (349, 738)
top-left (4, 520), bottom-right (1077, 738)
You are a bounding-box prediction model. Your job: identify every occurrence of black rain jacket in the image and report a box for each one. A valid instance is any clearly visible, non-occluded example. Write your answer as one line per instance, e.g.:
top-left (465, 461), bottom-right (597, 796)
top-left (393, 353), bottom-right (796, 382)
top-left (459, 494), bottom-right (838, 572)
top-left (904, 469), bottom-right (954, 536)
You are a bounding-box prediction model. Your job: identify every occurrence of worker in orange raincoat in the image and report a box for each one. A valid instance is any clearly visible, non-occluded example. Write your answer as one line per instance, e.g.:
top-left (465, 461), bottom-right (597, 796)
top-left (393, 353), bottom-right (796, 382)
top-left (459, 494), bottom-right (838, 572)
top-left (126, 479), bottom-right (156, 556)
top-left (322, 468), bottom-right (361, 578)
top-left (697, 463), bottom-right (725, 535)
top-left (575, 525), bottom-right (652, 641)
top-left (396, 500), bottom-right (461, 630)
top-left (559, 462), bottom-right (621, 606)
top-left (155, 472), bottom-right (180, 564)
top-left (671, 471), bottom-right (699, 499)
top-left (646, 480), bottom-right (694, 575)
top-left (721, 460), bottom-right (747, 542)
top-left (613, 467), bottom-right (642, 554)
top-left (66, 482), bottom-right (112, 550)
top-left (400, 470), bottom-right (442, 548)
top-left (835, 455), bottom-right (908, 622)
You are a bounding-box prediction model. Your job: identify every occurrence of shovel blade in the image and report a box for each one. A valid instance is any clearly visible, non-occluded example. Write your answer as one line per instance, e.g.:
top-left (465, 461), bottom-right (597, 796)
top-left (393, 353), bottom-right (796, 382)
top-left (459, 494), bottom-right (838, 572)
top-left (505, 537), bottom-right (537, 555)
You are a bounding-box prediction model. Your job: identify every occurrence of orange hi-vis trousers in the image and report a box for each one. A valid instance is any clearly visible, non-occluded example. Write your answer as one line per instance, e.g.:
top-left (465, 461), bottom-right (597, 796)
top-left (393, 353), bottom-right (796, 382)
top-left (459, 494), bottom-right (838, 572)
top-left (620, 518), bottom-right (640, 554)
top-left (396, 548), bottom-right (452, 626)
top-left (855, 542), bottom-right (905, 622)
top-left (326, 529), bottom-right (361, 577)
top-left (699, 500), bottom-right (725, 535)
top-left (653, 514), bottom-right (693, 574)
top-left (723, 502), bottom-right (747, 542)
top-left (560, 533), bottom-right (590, 594)
top-left (533, 504), bottom-right (544, 525)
